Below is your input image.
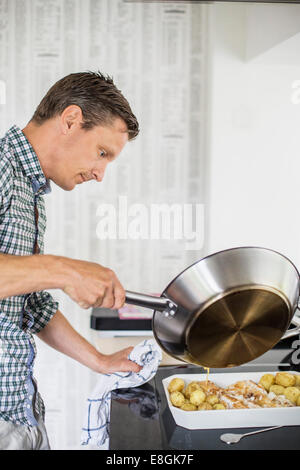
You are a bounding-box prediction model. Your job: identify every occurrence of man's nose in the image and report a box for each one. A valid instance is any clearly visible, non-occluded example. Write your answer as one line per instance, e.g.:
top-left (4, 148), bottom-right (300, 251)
top-left (93, 171), bottom-right (103, 182)
top-left (93, 163), bottom-right (107, 182)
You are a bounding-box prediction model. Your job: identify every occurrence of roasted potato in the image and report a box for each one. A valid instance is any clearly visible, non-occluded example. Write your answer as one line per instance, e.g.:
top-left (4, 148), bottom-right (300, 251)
top-left (184, 381), bottom-right (202, 399)
top-left (269, 385), bottom-right (286, 396)
top-left (284, 386), bottom-right (300, 404)
top-left (180, 403), bottom-right (197, 411)
top-left (293, 375), bottom-right (300, 387)
top-left (206, 394), bottom-right (219, 406)
top-left (190, 389), bottom-right (206, 406)
top-left (168, 373), bottom-right (300, 412)
top-left (198, 402), bottom-right (213, 410)
top-left (213, 403), bottom-right (226, 410)
top-left (168, 378), bottom-right (185, 393)
top-left (259, 374), bottom-right (275, 392)
top-left (275, 372), bottom-right (296, 388)
top-left (170, 391), bottom-right (185, 408)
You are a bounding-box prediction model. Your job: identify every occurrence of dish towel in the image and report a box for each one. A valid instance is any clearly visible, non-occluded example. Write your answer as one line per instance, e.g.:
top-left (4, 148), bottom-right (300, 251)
top-left (81, 339), bottom-right (162, 449)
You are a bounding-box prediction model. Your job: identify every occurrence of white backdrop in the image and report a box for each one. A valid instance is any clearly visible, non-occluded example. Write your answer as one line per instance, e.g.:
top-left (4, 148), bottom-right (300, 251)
top-left (0, 0), bottom-right (208, 449)
top-left (208, 3), bottom-right (300, 266)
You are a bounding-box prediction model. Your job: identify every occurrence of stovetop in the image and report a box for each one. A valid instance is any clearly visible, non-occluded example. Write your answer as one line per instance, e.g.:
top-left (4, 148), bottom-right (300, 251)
top-left (109, 336), bottom-right (300, 450)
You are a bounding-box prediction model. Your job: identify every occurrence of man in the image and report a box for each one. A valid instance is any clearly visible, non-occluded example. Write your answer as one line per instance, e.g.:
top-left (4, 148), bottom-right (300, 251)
top-left (0, 71), bottom-right (142, 450)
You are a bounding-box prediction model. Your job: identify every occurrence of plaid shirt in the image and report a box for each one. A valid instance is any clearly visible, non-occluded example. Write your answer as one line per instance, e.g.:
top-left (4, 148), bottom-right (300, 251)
top-left (0, 125), bottom-right (59, 426)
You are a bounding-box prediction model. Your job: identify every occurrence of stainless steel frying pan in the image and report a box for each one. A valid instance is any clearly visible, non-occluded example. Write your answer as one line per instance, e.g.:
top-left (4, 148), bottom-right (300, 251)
top-left (125, 247), bottom-right (300, 368)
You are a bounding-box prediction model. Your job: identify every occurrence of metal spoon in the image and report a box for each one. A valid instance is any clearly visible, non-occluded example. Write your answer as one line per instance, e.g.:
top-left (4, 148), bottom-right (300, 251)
top-left (220, 425), bottom-right (283, 444)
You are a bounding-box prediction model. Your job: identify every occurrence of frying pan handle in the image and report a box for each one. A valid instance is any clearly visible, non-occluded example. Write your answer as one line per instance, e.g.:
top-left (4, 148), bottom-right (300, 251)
top-left (125, 290), bottom-right (177, 315)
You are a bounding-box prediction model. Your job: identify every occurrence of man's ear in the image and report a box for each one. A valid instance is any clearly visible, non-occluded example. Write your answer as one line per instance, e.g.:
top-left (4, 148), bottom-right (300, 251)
top-left (60, 105), bottom-right (83, 134)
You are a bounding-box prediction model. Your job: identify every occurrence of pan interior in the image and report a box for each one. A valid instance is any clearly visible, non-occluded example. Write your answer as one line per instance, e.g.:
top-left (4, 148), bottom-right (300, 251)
top-left (186, 287), bottom-right (291, 368)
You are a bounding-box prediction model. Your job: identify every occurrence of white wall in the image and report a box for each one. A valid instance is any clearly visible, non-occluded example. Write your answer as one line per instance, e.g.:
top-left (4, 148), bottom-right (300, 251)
top-left (208, 3), bottom-right (300, 271)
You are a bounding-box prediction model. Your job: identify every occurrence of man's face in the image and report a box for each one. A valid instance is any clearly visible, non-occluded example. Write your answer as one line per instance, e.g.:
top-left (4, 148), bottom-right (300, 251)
top-left (52, 117), bottom-right (129, 191)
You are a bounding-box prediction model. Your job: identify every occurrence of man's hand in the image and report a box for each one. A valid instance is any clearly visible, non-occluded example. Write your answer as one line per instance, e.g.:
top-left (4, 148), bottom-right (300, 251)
top-left (0, 253), bottom-right (126, 311)
top-left (98, 347), bottom-right (142, 374)
top-left (59, 258), bottom-right (126, 310)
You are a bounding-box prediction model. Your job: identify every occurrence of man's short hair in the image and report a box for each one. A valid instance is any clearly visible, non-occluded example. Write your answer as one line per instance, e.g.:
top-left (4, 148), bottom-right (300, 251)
top-left (31, 71), bottom-right (139, 140)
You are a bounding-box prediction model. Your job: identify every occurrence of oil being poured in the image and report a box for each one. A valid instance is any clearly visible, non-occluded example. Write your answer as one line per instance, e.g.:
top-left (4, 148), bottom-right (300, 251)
top-left (203, 367), bottom-right (210, 385)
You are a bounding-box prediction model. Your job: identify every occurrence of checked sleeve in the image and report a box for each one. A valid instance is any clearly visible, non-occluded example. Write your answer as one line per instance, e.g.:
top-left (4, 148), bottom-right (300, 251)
top-left (24, 290), bottom-right (59, 334)
top-left (0, 154), bottom-right (14, 220)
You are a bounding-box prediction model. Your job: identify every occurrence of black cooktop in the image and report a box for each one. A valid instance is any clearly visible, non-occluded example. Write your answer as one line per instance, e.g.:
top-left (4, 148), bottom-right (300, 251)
top-left (109, 337), bottom-right (300, 450)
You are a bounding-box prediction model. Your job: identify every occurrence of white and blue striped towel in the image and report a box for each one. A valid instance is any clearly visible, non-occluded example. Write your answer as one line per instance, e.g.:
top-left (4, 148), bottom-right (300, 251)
top-left (81, 339), bottom-right (162, 449)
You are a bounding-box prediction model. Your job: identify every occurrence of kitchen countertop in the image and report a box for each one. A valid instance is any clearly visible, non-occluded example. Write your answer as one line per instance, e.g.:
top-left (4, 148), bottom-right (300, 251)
top-left (109, 338), bottom-right (300, 450)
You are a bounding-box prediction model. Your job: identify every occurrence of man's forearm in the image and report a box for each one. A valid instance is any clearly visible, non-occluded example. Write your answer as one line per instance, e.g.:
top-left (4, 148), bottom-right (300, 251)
top-left (36, 310), bottom-right (105, 372)
top-left (36, 310), bottom-right (142, 374)
top-left (0, 253), bottom-right (68, 298)
top-left (0, 253), bottom-right (126, 311)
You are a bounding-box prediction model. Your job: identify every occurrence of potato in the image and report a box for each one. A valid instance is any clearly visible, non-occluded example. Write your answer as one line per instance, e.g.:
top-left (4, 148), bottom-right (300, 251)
top-left (184, 381), bottom-right (202, 399)
top-left (284, 387), bottom-right (300, 404)
top-left (297, 395), bottom-right (300, 407)
top-left (170, 391), bottom-right (185, 408)
top-left (198, 402), bottom-right (213, 410)
top-left (190, 389), bottom-right (206, 406)
top-left (259, 374), bottom-right (275, 392)
top-left (275, 372), bottom-right (296, 388)
top-left (206, 394), bottom-right (219, 406)
top-left (168, 378), bottom-right (185, 393)
top-left (213, 403), bottom-right (226, 410)
top-left (269, 385), bottom-right (286, 396)
top-left (180, 403), bottom-right (197, 411)
top-left (293, 375), bottom-right (300, 387)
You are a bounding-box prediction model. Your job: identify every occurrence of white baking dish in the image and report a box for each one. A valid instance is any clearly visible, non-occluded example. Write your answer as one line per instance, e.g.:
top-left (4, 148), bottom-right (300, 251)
top-left (162, 371), bottom-right (300, 430)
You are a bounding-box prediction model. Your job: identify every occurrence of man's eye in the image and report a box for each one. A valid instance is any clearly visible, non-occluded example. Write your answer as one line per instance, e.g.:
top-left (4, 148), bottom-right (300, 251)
top-left (99, 150), bottom-right (106, 158)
